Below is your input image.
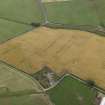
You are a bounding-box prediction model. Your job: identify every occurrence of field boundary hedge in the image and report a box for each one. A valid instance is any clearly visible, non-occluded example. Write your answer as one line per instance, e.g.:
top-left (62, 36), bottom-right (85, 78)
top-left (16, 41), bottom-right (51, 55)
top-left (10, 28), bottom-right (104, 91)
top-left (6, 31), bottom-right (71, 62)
top-left (0, 27), bottom-right (34, 45)
top-left (46, 72), bottom-right (105, 95)
top-left (44, 22), bottom-right (105, 36)
top-left (0, 60), bottom-right (45, 91)
top-left (69, 73), bottom-right (105, 94)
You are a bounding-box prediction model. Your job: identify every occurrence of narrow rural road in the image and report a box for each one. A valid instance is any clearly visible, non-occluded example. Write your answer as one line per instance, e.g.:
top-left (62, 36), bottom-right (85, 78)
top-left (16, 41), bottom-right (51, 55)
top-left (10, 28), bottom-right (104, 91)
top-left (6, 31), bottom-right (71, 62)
top-left (44, 74), bottom-right (69, 91)
top-left (36, 0), bottom-right (49, 24)
top-left (44, 73), bottom-right (105, 95)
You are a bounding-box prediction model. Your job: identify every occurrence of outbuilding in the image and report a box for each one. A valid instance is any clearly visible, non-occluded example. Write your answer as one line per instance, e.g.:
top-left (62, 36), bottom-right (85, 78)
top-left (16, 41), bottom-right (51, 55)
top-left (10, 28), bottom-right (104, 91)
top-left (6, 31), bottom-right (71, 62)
top-left (100, 97), bottom-right (105, 105)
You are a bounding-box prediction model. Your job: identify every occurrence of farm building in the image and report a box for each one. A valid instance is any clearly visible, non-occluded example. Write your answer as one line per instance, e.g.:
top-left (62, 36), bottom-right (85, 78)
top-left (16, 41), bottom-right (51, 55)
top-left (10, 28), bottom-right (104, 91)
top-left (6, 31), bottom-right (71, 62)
top-left (100, 97), bottom-right (105, 105)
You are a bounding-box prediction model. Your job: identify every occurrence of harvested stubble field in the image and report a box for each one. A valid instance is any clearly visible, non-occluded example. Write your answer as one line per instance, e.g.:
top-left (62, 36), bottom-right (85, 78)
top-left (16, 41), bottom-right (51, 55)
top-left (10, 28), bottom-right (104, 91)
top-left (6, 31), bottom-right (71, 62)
top-left (0, 27), bottom-right (105, 89)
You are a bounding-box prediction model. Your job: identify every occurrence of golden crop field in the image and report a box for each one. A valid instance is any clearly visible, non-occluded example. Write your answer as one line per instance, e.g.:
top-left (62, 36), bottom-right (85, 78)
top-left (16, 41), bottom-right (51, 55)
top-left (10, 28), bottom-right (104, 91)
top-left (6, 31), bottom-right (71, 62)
top-left (0, 27), bottom-right (105, 89)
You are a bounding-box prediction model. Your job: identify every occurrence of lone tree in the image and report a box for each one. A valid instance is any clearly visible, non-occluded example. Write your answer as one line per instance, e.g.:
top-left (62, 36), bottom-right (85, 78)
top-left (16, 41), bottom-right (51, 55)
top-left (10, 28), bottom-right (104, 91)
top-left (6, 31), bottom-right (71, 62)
top-left (100, 21), bottom-right (105, 28)
top-left (30, 22), bottom-right (41, 27)
top-left (86, 79), bottom-right (95, 88)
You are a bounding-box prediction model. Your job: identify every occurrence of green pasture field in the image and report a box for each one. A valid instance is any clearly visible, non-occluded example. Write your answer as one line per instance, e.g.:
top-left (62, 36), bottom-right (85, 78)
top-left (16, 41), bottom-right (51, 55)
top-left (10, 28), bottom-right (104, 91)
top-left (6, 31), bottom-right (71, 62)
top-left (0, 0), bottom-right (44, 43)
top-left (0, 0), bottom-right (43, 23)
top-left (0, 19), bottom-right (33, 43)
top-left (47, 76), bottom-right (96, 105)
top-left (0, 62), bottom-right (52, 105)
top-left (44, 0), bottom-right (105, 26)
top-left (0, 93), bottom-right (51, 105)
top-left (0, 61), bottom-right (43, 93)
top-left (92, 0), bottom-right (105, 25)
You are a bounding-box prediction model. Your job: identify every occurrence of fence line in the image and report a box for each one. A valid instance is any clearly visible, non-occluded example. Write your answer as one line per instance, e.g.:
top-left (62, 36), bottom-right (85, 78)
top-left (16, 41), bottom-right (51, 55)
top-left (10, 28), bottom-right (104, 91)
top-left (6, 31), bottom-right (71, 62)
top-left (44, 73), bottom-right (105, 95)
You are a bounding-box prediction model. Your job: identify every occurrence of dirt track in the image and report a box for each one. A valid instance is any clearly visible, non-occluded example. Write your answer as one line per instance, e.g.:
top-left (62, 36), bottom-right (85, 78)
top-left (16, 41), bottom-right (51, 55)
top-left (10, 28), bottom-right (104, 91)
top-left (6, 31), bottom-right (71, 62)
top-left (0, 27), bottom-right (105, 89)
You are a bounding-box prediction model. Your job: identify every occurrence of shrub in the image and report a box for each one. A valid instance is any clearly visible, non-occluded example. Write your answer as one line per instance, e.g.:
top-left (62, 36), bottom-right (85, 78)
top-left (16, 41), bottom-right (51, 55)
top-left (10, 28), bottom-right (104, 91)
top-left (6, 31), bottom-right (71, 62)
top-left (86, 80), bottom-right (95, 88)
top-left (100, 22), bottom-right (105, 28)
top-left (30, 23), bottom-right (41, 27)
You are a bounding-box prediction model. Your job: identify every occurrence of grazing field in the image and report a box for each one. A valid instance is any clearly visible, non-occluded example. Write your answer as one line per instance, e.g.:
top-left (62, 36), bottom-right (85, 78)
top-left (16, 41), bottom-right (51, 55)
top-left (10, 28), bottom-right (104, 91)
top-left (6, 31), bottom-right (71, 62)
top-left (42, 0), bottom-right (69, 3)
top-left (44, 0), bottom-right (105, 26)
top-left (1, 27), bottom-right (105, 89)
top-left (0, 61), bottom-right (53, 105)
top-left (47, 76), bottom-right (96, 105)
top-left (0, 0), bottom-right (44, 43)
top-left (0, 19), bottom-right (33, 43)
top-left (0, 0), bottom-right (43, 23)
top-left (0, 61), bottom-right (43, 92)
top-left (0, 93), bottom-right (52, 105)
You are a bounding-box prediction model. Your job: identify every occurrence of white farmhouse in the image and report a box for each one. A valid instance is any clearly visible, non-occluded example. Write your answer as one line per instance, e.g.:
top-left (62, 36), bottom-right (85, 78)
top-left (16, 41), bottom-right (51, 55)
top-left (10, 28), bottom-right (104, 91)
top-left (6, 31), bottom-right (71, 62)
top-left (100, 97), bottom-right (105, 105)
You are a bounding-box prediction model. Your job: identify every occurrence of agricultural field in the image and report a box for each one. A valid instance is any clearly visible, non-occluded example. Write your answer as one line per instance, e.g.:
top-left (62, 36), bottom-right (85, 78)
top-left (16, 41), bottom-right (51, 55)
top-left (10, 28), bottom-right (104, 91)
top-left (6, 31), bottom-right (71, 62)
top-left (0, 0), bottom-right (105, 105)
top-left (43, 0), bottom-right (105, 26)
top-left (0, 27), bottom-right (105, 89)
top-left (0, 0), bottom-right (44, 43)
top-left (0, 0), bottom-right (43, 23)
top-left (47, 76), bottom-right (96, 105)
top-left (0, 60), bottom-right (53, 105)
top-left (0, 93), bottom-right (52, 105)
top-left (0, 19), bottom-right (33, 43)
top-left (0, 61), bottom-right (43, 92)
